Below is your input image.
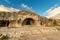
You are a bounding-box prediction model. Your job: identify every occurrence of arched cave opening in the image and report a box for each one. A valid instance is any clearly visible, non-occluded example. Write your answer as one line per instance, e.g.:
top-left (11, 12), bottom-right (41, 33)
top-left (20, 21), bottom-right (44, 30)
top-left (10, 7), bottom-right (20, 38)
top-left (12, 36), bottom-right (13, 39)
top-left (22, 18), bottom-right (35, 26)
top-left (0, 20), bottom-right (9, 27)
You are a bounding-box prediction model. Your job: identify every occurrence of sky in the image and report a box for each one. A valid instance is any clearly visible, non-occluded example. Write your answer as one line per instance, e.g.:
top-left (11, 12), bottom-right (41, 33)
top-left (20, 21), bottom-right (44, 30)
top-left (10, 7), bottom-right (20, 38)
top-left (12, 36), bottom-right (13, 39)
top-left (0, 0), bottom-right (60, 17)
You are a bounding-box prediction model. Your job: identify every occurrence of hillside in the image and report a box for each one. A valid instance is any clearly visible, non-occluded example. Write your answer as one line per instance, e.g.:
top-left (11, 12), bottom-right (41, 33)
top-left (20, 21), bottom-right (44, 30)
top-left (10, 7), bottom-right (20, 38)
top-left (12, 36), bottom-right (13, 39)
top-left (0, 11), bottom-right (60, 40)
top-left (0, 11), bottom-right (59, 27)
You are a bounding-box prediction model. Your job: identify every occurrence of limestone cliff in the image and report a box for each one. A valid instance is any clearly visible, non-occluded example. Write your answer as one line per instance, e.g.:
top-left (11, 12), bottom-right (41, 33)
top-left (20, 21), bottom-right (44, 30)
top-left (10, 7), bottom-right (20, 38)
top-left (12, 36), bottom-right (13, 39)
top-left (0, 11), bottom-right (59, 27)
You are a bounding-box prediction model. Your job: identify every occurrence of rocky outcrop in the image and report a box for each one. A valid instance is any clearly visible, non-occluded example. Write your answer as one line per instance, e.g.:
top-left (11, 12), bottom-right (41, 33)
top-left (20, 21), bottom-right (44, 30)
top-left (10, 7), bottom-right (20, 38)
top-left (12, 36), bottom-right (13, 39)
top-left (0, 11), bottom-right (59, 27)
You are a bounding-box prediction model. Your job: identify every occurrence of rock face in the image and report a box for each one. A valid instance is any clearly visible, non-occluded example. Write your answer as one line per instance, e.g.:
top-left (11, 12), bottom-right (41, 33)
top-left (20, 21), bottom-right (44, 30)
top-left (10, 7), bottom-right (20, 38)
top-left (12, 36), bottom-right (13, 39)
top-left (0, 11), bottom-right (59, 27)
top-left (0, 11), bottom-right (60, 40)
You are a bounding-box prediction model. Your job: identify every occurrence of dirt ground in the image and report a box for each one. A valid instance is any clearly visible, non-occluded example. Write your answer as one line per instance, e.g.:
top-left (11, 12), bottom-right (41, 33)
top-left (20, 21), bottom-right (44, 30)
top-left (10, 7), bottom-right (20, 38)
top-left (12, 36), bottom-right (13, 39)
top-left (0, 26), bottom-right (60, 40)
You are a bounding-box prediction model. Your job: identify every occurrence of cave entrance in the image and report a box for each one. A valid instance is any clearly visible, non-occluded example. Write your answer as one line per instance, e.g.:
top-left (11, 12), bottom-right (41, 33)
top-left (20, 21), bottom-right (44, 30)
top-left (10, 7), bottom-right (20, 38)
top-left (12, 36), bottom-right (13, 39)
top-left (22, 18), bottom-right (35, 26)
top-left (0, 20), bottom-right (9, 27)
